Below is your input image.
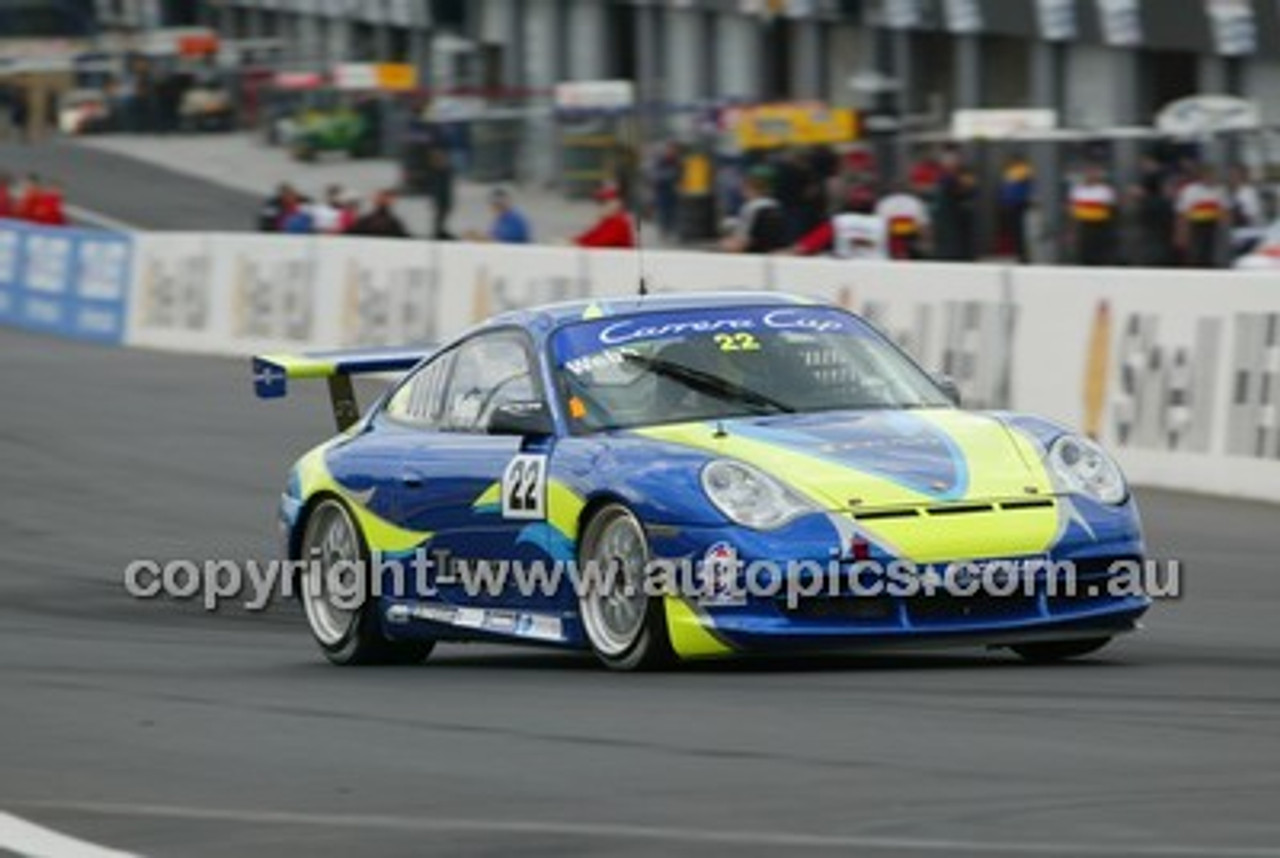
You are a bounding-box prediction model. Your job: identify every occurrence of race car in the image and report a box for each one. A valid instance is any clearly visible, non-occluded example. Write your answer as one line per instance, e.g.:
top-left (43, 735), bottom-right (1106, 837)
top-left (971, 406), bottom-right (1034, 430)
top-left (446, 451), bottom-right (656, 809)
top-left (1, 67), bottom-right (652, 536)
top-left (252, 292), bottom-right (1149, 670)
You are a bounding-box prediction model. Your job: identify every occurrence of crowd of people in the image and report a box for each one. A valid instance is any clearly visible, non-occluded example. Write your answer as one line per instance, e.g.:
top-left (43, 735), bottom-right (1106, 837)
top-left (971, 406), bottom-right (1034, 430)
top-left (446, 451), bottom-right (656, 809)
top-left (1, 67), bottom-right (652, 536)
top-left (651, 142), bottom-right (1274, 268)
top-left (257, 183), bottom-right (412, 238)
top-left (0, 173), bottom-right (68, 226)
top-left (255, 177), bottom-right (641, 250)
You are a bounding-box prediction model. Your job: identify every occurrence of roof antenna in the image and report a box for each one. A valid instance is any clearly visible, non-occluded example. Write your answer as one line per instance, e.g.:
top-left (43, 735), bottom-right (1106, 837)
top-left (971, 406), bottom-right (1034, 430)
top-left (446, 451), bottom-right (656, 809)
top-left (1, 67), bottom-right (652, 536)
top-left (628, 76), bottom-right (649, 297)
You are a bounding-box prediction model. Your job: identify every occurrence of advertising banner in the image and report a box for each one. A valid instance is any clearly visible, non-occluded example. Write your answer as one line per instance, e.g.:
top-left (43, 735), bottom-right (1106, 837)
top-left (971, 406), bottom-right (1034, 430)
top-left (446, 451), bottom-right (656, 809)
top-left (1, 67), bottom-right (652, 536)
top-left (7, 225), bottom-right (1280, 503)
top-left (0, 221), bottom-right (132, 344)
top-left (1011, 267), bottom-right (1280, 502)
top-left (129, 233), bottom-right (324, 355)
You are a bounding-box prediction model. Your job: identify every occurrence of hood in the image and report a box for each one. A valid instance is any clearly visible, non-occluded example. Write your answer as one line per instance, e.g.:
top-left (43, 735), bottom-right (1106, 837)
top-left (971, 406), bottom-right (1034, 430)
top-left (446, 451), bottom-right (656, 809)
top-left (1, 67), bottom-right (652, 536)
top-left (632, 408), bottom-right (1053, 511)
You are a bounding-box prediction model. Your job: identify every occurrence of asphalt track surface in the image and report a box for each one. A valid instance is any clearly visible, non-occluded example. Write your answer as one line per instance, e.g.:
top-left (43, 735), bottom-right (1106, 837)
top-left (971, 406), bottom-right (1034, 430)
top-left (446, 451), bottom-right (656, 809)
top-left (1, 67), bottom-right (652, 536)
top-left (0, 140), bottom-right (258, 231)
top-left (1, 325), bottom-right (1279, 857)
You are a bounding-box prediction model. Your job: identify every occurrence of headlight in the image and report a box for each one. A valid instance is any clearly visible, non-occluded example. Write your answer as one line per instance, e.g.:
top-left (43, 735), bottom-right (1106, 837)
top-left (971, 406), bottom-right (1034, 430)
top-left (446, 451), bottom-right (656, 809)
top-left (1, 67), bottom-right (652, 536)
top-left (1046, 435), bottom-right (1127, 505)
top-left (701, 459), bottom-right (814, 529)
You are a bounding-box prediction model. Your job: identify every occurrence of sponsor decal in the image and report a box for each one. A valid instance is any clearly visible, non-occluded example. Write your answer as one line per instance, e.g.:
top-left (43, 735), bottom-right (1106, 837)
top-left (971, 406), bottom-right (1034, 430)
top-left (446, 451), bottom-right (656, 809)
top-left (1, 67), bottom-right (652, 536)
top-left (232, 253), bottom-right (315, 343)
top-left (140, 251), bottom-right (211, 332)
top-left (698, 541), bottom-right (744, 606)
top-left (340, 258), bottom-right (439, 347)
top-left (1110, 310), bottom-right (1221, 453)
top-left (596, 308), bottom-right (848, 346)
top-left (0, 222), bottom-right (132, 344)
top-left (502, 454), bottom-right (548, 520)
top-left (1227, 313), bottom-right (1280, 460)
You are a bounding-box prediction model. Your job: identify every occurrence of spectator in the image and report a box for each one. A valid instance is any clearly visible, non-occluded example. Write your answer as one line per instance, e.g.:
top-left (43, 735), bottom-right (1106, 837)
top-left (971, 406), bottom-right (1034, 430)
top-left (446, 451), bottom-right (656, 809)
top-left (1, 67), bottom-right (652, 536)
top-left (573, 185), bottom-right (635, 249)
top-left (15, 174), bottom-right (43, 221)
top-left (875, 182), bottom-right (931, 260)
top-left (337, 191), bottom-right (360, 233)
top-left (1228, 164), bottom-right (1265, 230)
top-left (13, 176), bottom-right (67, 227)
top-left (1068, 163), bottom-right (1119, 266)
top-left (774, 148), bottom-right (822, 242)
top-left (1129, 154), bottom-right (1176, 267)
top-left (932, 146), bottom-right (977, 261)
top-left (792, 184), bottom-right (887, 260)
top-left (425, 147), bottom-right (455, 239)
top-left (258, 183), bottom-right (294, 233)
top-left (998, 154), bottom-right (1034, 262)
top-left (650, 141), bottom-right (682, 240)
top-left (348, 190), bottom-right (410, 238)
top-left (1176, 164), bottom-right (1227, 268)
top-left (10, 88), bottom-right (28, 141)
top-left (1228, 163), bottom-right (1267, 257)
top-left (0, 172), bottom-right (11, 218)
top-left (311, 185), bottom-right (346, 235)
top-left (720, 169), bottom-right (787, 254)
top-left (464, 187), bottom-right (531, 244)
top-left (280, 195), bottom-right (316, 234)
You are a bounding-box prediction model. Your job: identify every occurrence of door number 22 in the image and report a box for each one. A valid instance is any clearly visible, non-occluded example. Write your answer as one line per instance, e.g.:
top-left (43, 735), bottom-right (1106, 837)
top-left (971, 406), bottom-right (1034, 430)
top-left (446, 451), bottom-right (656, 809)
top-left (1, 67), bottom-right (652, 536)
top-left (502, 454), bottom-right (547, 520)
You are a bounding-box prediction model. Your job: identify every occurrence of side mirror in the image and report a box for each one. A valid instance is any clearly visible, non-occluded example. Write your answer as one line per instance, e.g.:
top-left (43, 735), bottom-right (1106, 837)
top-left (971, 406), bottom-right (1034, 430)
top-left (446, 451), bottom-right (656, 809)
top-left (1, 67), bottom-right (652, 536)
top-left (487, 401), bottom-right (555, 437)
top-left (934, 374), bottom-right (962, 407)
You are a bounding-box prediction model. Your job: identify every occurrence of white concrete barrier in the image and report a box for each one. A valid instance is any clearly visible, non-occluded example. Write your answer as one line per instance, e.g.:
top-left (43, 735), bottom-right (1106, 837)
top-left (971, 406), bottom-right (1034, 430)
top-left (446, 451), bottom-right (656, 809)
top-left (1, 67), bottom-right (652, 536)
top-left (4, 217), bottom-right (1278, 502)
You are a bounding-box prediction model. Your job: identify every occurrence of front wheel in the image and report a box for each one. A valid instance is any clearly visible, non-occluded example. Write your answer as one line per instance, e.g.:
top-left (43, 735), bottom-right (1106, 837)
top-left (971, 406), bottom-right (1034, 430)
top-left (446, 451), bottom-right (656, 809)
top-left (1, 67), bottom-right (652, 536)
top-left (299, 497), bottom-right (434, 666)
top-left (577, 504), bottom-right (673, 671)
top-left (1011, 637), bottom-right (1112, 663)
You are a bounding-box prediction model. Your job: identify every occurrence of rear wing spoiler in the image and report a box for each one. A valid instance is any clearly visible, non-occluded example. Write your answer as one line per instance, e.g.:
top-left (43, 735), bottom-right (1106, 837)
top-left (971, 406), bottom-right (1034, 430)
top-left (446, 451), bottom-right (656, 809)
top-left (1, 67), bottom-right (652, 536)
top-left (252, 347), bottom-right (433, 431)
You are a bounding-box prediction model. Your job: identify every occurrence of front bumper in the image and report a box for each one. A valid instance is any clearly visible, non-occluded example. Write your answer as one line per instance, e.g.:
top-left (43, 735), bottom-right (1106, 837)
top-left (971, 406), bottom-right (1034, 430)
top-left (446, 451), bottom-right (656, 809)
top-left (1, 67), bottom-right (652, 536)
top-left (648, 497), bottom-right (1151, 659)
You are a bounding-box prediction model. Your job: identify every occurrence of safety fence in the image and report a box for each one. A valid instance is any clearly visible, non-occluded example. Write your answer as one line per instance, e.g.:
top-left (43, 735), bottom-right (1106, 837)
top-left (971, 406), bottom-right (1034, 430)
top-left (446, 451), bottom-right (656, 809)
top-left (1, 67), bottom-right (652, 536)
top-left (2, 218), bottom-right (1278, 503)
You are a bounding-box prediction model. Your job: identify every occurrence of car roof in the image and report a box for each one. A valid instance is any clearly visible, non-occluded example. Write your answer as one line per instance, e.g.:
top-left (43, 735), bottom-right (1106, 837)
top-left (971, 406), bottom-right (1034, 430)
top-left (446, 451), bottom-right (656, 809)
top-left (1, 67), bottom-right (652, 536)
top-left (484, 290), bottom-right (820, 332)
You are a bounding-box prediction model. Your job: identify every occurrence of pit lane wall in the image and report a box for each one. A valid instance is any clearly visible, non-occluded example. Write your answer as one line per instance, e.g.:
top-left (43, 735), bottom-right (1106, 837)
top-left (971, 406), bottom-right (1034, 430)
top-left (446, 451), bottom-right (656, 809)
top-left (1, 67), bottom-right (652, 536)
top-left (2, 218), bottom-right (1277, 503)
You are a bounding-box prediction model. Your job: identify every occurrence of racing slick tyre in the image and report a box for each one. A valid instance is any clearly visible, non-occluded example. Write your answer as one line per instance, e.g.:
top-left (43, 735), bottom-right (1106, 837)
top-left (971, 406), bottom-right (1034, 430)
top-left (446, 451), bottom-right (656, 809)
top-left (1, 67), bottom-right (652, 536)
top-left (1011, 637), bottom-right (1112, 663)
top-left (577, 503), bottom-right (674, 672)
top-left (300, 497), bottom-right (434, 666)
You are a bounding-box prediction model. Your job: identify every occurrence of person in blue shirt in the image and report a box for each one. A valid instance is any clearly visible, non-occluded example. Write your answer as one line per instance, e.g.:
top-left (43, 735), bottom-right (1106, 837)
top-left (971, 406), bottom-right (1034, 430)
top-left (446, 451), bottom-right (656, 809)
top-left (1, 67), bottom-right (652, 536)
top-left (485, 187), bottom-right (532, 243)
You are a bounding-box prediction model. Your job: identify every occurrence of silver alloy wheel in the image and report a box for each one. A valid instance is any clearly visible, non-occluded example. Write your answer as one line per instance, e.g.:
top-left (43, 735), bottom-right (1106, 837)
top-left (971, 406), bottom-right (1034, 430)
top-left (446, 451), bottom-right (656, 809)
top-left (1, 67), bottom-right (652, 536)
top-left (301, 499), bottom-right (361, 647)
top-left (579, 506), bottom-right (650, 657)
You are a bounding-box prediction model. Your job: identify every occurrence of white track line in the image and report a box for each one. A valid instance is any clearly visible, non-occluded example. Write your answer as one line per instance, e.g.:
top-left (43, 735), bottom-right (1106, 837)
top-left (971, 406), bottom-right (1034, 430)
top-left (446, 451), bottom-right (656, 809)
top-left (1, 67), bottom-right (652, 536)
top-left (10, 800), bottom-right (1280, 857)
top-left (0, 811), bottom-right (139, 858)
top-left (63, 204), bottom-right (139, 233)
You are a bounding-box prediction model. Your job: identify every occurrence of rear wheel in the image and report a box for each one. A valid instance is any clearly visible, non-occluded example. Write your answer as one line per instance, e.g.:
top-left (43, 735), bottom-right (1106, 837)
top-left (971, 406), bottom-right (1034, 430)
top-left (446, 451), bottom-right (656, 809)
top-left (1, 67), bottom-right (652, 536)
top-left (577, 504), bottom-right (672, 671)
top-left (300, 498), bottom-right (434, 666)
top-left (1011, 637), bottom-right (1112, 663)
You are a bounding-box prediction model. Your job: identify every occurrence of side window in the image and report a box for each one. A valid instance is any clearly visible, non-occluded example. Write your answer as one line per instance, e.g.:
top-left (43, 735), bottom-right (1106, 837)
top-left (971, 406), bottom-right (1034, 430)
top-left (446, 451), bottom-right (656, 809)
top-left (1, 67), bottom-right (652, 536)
top-left (440, 332), bottom-right (539, 433)
top-left (385, 352), bottom-right (454, 426)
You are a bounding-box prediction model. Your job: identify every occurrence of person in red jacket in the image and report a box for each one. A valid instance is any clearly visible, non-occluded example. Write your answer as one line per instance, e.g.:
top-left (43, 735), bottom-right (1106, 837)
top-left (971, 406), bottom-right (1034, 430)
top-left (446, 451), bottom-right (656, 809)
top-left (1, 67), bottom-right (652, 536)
top-left (15, 174), bottom-right (42, 221)
top-left (30, 181), bottom-right (68, 226)
top-left (0, 172), bottom-right (12, 219)
top-left (573, 185), bottom-right (635, 248)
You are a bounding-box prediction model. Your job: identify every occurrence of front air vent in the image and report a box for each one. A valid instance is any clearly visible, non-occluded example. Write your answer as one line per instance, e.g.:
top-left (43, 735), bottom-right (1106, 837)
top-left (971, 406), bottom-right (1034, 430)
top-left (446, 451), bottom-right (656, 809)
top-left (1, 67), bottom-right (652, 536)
top-left (926, 503), bottom-right (994, 516)
top-left (999, 499), bottom-right (1056, 511)
top-left (851, 498), bottom-right (1057, 521)
top-left (851, 508), bottom-right (921, 521)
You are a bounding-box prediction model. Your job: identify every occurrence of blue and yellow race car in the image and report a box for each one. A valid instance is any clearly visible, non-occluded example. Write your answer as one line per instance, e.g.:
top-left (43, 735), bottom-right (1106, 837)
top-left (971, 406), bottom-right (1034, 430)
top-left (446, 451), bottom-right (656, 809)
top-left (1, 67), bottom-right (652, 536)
top-left (253, 292), bottom-right (1149, 670)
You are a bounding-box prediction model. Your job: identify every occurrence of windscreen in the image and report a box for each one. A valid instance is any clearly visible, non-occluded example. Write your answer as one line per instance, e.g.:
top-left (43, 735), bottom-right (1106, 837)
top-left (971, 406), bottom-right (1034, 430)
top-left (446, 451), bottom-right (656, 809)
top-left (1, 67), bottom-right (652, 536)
top-left (551, 305), bottom-right (951, 433)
